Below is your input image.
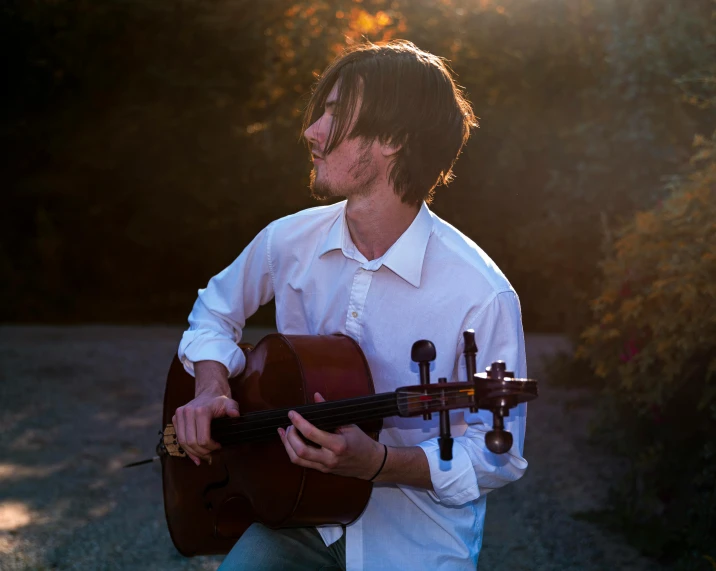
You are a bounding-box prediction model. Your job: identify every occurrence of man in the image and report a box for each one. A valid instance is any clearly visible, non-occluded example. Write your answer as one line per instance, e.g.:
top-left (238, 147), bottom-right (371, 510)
top-left (174, 40), bottom-right (528, 570)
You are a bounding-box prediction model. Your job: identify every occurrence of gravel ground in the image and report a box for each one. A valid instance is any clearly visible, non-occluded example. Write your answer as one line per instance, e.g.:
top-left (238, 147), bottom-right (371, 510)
top-left (0, 326), bottom-right (661, 571)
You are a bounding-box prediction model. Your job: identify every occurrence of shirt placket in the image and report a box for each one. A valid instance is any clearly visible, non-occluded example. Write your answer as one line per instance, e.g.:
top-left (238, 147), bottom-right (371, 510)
top-left (345, 267), bottom-right (373, 343)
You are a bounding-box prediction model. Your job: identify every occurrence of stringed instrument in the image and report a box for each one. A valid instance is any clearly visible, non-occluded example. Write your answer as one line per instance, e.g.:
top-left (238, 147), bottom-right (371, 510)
top-left (145, 330), bottom-right (537, 556)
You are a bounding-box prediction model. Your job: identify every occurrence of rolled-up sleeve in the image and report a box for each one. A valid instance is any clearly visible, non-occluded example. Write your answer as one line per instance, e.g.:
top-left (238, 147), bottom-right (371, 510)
top-left (178, 223), bottom-right (276, 378)
top-left (417, 290), bottom-right (528, 505)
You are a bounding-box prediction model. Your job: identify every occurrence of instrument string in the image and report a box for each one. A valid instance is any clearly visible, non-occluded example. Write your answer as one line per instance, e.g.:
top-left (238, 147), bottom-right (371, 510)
top-left (213, 403), bottom-right (405, 442)
top-left (216, 386), bottom-right (527, 431)
top-left (213, 394), bottom-right (399, 430)
top-left (211, 385), bottom-right (533, 441)
top-left (214, 402), bottom-right (403, 439)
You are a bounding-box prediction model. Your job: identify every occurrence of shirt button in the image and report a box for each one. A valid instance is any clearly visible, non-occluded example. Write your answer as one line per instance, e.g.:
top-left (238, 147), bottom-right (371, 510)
top-left (351, 311), bottom-right (358, 318)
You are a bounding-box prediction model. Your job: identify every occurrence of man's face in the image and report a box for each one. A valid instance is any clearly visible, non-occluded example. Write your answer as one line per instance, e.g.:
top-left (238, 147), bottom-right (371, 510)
top-left (304, 83), bottom-right (379, 200)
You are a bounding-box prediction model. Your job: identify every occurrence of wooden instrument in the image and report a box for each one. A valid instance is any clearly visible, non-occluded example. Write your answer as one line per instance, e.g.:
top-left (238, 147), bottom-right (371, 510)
top-left (153, 331), bottom-right (537, 556)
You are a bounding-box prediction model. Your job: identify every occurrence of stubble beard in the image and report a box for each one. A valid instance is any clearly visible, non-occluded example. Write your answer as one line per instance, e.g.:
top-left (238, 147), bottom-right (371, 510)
top-left (309, 144), bottom-right (378, 201)
top-left (309, 168), bottom-right (332, 201)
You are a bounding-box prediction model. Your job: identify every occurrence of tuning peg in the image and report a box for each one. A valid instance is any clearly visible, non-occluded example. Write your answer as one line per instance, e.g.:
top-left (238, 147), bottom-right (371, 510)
top-left (411, 340), bottom-right (436, 363)
top-left (462, 330), bottom-right (477, 364)
top-left (462, 330), bottom-right (479, 413)
top-left (437, 377), bottom-right (453, 460)
top-left (485, 361), bottom-right (514, 380)
top-left (411, 340), bottom-right (436, 420)
top-left (487, 361), bottom-right (506, 379)
top-left (485, 428), bottom-right (513, 454)
top-left (485, 409), bottom-right (513, 454)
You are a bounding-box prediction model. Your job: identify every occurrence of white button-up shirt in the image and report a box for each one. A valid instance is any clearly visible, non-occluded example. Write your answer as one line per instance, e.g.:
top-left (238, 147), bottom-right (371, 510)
top-left (178, 200), bottom-right (528, 570)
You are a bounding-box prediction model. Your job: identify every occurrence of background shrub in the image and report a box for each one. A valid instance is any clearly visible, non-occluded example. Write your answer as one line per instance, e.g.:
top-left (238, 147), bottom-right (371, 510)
top-left (577, 128), bottom-right (716, 566)
top-left (2, 0), bottom-right (715, 331)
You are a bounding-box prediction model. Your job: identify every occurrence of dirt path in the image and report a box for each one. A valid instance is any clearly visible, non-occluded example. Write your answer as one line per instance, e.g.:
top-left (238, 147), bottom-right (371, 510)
top-left (0, 326), bottom-right (660, 570)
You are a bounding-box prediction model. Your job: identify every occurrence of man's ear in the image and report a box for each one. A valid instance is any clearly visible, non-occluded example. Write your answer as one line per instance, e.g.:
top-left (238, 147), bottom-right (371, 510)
top-left (379, 136), bottom-right (403, 158)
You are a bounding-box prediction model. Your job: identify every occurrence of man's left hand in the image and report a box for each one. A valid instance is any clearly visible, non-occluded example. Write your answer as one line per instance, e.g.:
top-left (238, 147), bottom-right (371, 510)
top-left (278, 392), bottom-right (385, 480)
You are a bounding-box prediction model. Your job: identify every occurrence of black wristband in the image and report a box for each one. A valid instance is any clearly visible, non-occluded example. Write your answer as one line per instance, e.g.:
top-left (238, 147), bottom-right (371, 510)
top-left (369, 444), bottom-right (388, 481)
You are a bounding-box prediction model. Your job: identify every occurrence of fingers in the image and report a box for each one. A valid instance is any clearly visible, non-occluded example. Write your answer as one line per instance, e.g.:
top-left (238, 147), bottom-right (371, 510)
top-left (278, 426), bottom-right (332, 472)
top-left (286, 424), bottom-right (327, 462)
top-left (208, 395), bottom-right (240, 419)
top-left (224, 399), bottom-right (241, 417)
top-left (173, 412), bottom-right (201, 465)
top-left (174, 396), bottom-right (239, 465)
top-left (195, 414), bottom-right (221, 457)
top-left (174, 407), bottom-right (213, 465)
top-left (287, 410), bottom-right (343, 452)
top-left (314, 392), bottom-right (326, 403)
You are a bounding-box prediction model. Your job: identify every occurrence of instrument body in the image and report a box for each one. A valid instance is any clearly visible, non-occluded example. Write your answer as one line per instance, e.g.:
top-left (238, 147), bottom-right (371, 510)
top-left (159, 331), bottom-right (538, 557)
top-left (161, 333), bottom-right (380, 557)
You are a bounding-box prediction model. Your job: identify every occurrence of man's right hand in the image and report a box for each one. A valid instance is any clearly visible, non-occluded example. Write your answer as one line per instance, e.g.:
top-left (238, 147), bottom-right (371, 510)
top-left (173, 393), bottom-right (240, 465)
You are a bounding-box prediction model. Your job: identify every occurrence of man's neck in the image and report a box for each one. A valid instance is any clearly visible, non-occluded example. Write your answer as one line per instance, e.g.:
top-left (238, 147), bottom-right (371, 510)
top-left (344, 190), bottom-right (421, 261)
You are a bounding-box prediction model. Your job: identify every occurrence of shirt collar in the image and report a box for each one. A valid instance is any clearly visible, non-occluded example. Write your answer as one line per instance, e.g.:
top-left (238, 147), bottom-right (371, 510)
top-left (319, 201), bottom-right (433, 289)
top-left (318, 202), bottom-right (346, 258)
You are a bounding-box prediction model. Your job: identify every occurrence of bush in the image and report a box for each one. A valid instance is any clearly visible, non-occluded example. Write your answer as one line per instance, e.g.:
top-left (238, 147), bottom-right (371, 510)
top-left (577, 130), bottom-right (716, 566)
top-left (3, 0), bottom-right (714, 330)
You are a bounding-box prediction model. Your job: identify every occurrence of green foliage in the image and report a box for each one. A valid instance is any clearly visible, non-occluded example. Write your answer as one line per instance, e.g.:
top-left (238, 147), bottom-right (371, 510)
top-left (1, 0), bottom-right (715, 328)
top-left (577, 129), bottom-right (716, 564)
top-left (579, 133), bottom-right (716, 409)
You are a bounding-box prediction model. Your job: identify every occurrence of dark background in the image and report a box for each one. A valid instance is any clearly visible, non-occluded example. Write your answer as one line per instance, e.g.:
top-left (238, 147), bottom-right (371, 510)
top-left (2, 3), bottom-right (715, 567)
top-left (2, 0), bottom-right (714, 332)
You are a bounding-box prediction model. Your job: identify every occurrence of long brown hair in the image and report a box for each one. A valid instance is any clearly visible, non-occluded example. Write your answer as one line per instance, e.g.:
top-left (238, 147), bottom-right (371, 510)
top-left (303, 40), bottom-right (478, 205)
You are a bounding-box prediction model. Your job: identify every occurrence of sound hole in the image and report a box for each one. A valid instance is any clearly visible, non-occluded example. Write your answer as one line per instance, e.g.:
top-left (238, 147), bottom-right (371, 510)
top-left (214, 495), bottom-right (255, 539)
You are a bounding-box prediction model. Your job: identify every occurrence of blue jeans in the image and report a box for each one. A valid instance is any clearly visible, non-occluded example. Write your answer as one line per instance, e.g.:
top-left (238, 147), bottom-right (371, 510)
top-left (218, 523), bottom-right (346, 571)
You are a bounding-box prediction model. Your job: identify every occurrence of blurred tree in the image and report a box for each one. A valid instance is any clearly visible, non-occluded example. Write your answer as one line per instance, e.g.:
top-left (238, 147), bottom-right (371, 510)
top-left (575, 125), bottom-right (715, 569)
top-left (1, 0), bottom-right (714, 329)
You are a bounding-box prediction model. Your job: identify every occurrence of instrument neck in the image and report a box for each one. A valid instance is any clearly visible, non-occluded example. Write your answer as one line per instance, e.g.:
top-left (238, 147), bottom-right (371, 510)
top-left (210, 392), bottom-right (398, 446)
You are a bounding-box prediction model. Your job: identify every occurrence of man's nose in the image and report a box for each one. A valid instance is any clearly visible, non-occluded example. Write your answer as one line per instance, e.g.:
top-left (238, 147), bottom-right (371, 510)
top-left (304, 118), bottom-right (323, 146)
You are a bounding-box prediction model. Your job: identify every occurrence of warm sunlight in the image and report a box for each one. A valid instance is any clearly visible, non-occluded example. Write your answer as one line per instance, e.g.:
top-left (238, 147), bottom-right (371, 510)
top-left (0, 502), bottom-right (32, 531)
top-left (3, 0), bottom-right (714, 568)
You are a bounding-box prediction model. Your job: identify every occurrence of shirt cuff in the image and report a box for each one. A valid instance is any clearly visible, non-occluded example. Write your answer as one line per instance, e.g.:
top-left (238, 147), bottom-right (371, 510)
top-left (416, 438), bottom-right (480, 506)
top-left (178, 329), bottom-right (247, 378)
top-left (315, 525), bottom-right (343, 547)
